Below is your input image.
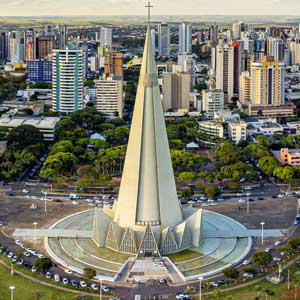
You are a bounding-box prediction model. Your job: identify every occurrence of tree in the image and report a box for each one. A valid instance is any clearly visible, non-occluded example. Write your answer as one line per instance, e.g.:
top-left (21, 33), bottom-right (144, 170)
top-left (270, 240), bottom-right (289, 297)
top-left (180, 188), bottom-right (193, 200)
top-left (178, 172), bottom-right (196, 182)
top-left (243, 265), bottom-right (256, 274)
top-left (288, 237), bottom-right (300, 250)
top-left (83, 267), bottom-right (96, 279)
top-left (252, 252), bottom-right (272, 270)
top-left (204, 184), bottom-right (220, 199)
top-left (35, 257), bottom-right (52, 273)
top-left (223, 266), bottom-right (240, 279)
top-left (258, 156), bottom-right (280, 175)
top-left (7, 125), bottom-right (43, 150)
top-left (215, 142), bottom-right (242, 165)
top-left (273, 166), bottom-right (294, 181)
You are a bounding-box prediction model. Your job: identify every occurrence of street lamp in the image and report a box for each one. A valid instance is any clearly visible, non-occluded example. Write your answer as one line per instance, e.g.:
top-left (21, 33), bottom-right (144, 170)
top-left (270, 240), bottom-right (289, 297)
top-left (199, 276), bottom-right (203, 300)
top-left (33, 222), bottom-right (38, 246)
top-left (9, 286), bottom-right (15, 300)
top-left (99, 278), bottom-right (102, 300)
top-left (44, 192), bottom-right (47, 213)
top-left (260, 222), bottom-right (265, 245)
top-left (246, 192), bottom-right (250, 214)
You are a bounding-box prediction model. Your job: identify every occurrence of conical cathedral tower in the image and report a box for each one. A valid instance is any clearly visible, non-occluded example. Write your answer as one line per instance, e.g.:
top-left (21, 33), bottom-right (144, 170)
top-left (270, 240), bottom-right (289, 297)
top-left (92, 19), bottom-right (203, 257)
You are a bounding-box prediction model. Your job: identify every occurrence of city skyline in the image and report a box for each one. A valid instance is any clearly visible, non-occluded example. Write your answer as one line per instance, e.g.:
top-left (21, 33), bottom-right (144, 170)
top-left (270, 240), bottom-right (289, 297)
top-left (1, 0), bottom-right (300, 16)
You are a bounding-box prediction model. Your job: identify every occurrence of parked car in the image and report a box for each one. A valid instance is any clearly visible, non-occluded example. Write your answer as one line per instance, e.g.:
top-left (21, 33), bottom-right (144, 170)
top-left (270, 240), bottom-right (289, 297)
top-left (63, 278), bottom-right (69, 285)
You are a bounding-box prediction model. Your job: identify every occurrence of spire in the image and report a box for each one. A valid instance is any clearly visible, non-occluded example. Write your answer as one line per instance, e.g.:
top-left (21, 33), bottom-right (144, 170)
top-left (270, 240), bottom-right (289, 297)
top-left (145, 1), bottom-right (153, 28)
top-left (113, 14), bottom-right (183, 230)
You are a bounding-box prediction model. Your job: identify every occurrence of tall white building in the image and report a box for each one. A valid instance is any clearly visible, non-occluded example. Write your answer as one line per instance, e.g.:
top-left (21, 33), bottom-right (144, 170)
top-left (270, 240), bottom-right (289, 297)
top-left (289, 39), bottom-right (300, 65)
top-left (178, 23), bottom-right (192, 54)
top-left (228, 121), bottom-right (247, 144)
top-left (52, 49), bottom-right (84, 113)
top-left (158, 23), bottom-right (170, 57)
top-left (250, 56), bottom-right (285, 107)
top-left (177, 53), bottom-right (195, 88)
top-left (100, 27), bottom-right (112, 47)
top-left (232, 21), bottom-right (247, 40)
top-left (57, 25), bottom-right (67, 49)
top-left (202, 89), bottom-right (224, 116)
top-left (216, 41), bottom-right (234, 104)
top-left (9, 31), bottom-right (24, 63)
top-left (266, 38), bottom-right (285, 61)
top-left (95, 77), bottom-right (123, 118)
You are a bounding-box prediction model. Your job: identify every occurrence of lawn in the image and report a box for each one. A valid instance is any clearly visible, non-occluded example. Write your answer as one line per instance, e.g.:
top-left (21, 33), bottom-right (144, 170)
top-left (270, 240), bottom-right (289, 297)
top-left (167, 249), bottom-right (202, 263)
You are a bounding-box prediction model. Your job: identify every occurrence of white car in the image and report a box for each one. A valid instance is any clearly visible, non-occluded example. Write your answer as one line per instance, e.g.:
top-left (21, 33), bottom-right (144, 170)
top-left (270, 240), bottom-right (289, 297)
top-left (31, 266), bottom-right (37, 273)
top-left (273, 257), bottom-right (282, 262)
top-left (159, 278), bottom-right (166, 284)
top-left (242, 259), bottom-right (251, 265)
top-left (278, 194), bottom-right (285, 198)
top-left (7, 252), bottom-right (13, 258)
top-left (209, 282), bottom-right (219, 288)
top-left (17, 259), bottom-right (23, 265)
top-left (38, 254), bottom-right (45, 259)
top-left (11, 256), bottom-right (17, 263)
top-left (243, 272), bottom-right (254, 278)
top-left (72, 201), bottom-right (79, 205)
top-left (274, 240), bottom-right (283, 246)
top-left (15, 240), bottom-right (21, 245)
top-left (45, 272), bottom-right (51, 279)
top-left (238, 198), bottom-right (246, 203)
top-left (90, 283), bottom-right (99, 290)
top-left (63, 278), bottom-right (69, 285)
top-left (65, 269), bottom-right (73, 274)
top-left (22, 189), bottom-right (29, 193)
top-left (265, 248), bottom-right (272, 253)
top-left (102, 285), bottom-right (110, 292)
top-left (80, 281), bottom-right (87, 288)
top-left (23, 251), bottom-right (31, 257)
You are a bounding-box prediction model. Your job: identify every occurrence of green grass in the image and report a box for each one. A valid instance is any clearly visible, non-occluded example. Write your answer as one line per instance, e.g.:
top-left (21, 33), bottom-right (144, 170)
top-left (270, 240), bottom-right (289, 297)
top-left (0, 263), bottom-right (76, 300)
top-left (167, 249), bottom-right (202, 263)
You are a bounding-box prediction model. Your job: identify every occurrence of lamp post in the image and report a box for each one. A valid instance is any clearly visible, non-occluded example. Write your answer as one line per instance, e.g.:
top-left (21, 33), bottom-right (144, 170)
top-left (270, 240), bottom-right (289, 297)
top-left (9, 286), bottom-right (15, 300)
top-left (199, 276), bottom-right (203, 300)
top-left (99, 278), bottom-right (102, 300)
top-left (33, 222), bottom-right (38, 246)
top-left (246, 192), bottom-right (250, 214)
top-left (44, 192), bottom-right (47, 213)
top-left (260, 222), bottom-right (265, 245)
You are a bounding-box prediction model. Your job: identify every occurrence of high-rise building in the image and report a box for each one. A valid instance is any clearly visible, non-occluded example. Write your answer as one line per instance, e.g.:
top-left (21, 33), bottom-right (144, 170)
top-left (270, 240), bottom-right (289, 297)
top-left (232, 21), bottom-right (247, 40)
top-left (216, 41), bottom-right (234, 103)
top-left (162, 72), bottom-right (191, 111)
top-left (9, 31), bottom-right (24, 63)
top-left (288, 39), bottom-right (300, 65)
top-left (0, 32), bottom-right (8, 61)
top-left (104, 51), bottom-right (123, 79)
top-left (52, 49), bottom-right (84, 113)
top-left (27, 60), bottom-right (52, 82)
top-left (96, 77), bottom-right (123, 118)
top-left (158, 23), bottom-right (170, 57)
top-left (177, 53), bottom-right (195, 88)
top-left (202, 88), bottom-right (224, 116)
top-left (228, 121), bottom-right (247, 144)
top-left (210, 23), bottom-right (218, 46)
top-left (24, 28), bottom-right (36, 61)
top-left (178, 23), bottom-right (192, 54)
top-left (232, 42), bottom-right (240, 95)
top-left (266, 38), bottom-right (285, 61)
top-left (239, 71), bottom-right (251, 104)
top-left (250, 56), bottom-right (285, 107)
top-left (37, 35), bottom-right (54, 59)
top-left (45, 24), bottom-right (55, 36)
top-left (57, 25), bottom-right (67, 49)
top-left (100, 27), bottom-right (112, 47)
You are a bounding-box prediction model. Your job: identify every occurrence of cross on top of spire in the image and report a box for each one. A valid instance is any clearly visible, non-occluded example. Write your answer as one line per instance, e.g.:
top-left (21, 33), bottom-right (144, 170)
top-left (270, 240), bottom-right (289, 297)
top-left (145, 1), bottom-right (153, 27)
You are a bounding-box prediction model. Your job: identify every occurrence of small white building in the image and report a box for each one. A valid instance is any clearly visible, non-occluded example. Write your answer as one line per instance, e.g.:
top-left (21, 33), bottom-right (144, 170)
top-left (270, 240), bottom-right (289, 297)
top-left (202, 89), bottom-right (224, 116)
top-left (228, 121), bottom-right (247, 144)
top-left (198, 121), bottom-right (224, 138)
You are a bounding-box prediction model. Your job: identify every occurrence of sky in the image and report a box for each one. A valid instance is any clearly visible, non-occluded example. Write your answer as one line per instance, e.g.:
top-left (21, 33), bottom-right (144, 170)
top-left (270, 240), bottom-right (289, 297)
top-left (1, 0), bottom-right (300, 16)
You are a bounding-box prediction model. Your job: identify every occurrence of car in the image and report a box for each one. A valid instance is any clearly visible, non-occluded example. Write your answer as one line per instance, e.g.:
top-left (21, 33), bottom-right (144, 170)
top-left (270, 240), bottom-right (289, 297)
top-left (31, 250), bottom-right (38, 256)
top-left (45, 272), bottom-right (52, 279)
top-left (7, 252), bottom-right (13, 258)
top-left (238, 198), bottom-right (246, 203)
top-left (209, 282), bottom-right (219, 288)
top-left (102, 285), bottom-right (110, 292)
top-left (159, 278), bottom-right (166, 284)
top-left (80, 281), bottom-right (87, 288)
top-left (294, 220), bottom-right (299, 225)
top-left (23, 251), bottom-right (31, 257)
top-left (265, 248), bottom-right (272, 253)
top-left (19, 243), bottom-right (25, 249)
top-left (244, 186), bottom-right (252, 190)
top-left (22, 189), bottom-right (29, 193)
top-left (31, 266), bottom-right (37, 273)
top-left (65, 269), bottom-right (73, 274)
top-left (11, 255), bottom-right (17, 263)
top-left (72, 201), bottom-right (79, 205)
top-left (0, 221), bottom-right (3, 227)
top-left (243, 272), bottom-right (254, 278)
top-left (258, 197), bottom-right (264, 201)
top-left (63, 278), bottom-right (69, 285)
top-left (23, 263), bottom-right (30, 269)
top-left (242, 259), bottom-right (251, 265)
top-left (274, 240), bottom-right (283, 246)
top-left (54, 274), bottom-right (60, 282)
top-left (273, 257), bottom-right (282, 262)
top-left (278, 194), bottom-right (285, 198)
top-left (17, 259), bottom-right (23, 265)
top-left (91, 283), bottom-right (99, 290)
top-left (15, 240), bottom-right (21, 245)
top-left (218, 280), bottom-right (226, 285)
top-left (38, 254), bottom-right (45, 259)
top-left (176, 293), bottom-right (189, 299)
top-left (71, 279), bottom-right (78, 287)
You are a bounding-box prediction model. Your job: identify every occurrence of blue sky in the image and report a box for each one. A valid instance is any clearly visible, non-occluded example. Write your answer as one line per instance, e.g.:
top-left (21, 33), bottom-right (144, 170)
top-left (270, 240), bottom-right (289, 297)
top-left (0, 0), bottom-right (299, 16)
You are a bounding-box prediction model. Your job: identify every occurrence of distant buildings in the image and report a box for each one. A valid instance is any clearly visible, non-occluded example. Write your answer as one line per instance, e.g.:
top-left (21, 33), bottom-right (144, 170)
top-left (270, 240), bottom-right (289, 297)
top-left (36, 35), bottom-right (54, 59)
top-left (158, 23), bottom-right (170, 57)
top-left (198, 121), bottom-right (224, 138)
top-left (27, 60), bottom-right (52, 82)
top-left (232, 21), bottom-right (247, 40)
top-left (162, 72), bottom-right (191, 111)
top-left (104, 51), bottom-right (123, 80)
top-left (178, 23), bottom-right (192, 54)
top-left (9, 31), bottom-right (24, 63)
top-left (24, 28), bottom-right (36, 61)
top-left (0, 32), bottom-right (8, 61)
top-left (57, 24), bottom-right (67, 49)
top-left (280, 148), bottom-right (300, 166)
top-left (52, 49), bottom-right (84, 113)
top-left (96, 77), bottom-right (123, 118)
top-left (239, 71), bottom-right (251, 104)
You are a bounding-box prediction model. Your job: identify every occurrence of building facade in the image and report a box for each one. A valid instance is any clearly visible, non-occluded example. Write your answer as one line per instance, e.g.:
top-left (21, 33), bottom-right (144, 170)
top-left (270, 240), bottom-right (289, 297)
top-left (52, 49), bottom-right (84, 113)
top-left (158, 23), bottom-right (170, 57)
top-left (178, 23), bottom-right (192, 54)
top-left (202, 89), bottom-right (224, 116)
top-left (27, 60), bottom-right (52, 82)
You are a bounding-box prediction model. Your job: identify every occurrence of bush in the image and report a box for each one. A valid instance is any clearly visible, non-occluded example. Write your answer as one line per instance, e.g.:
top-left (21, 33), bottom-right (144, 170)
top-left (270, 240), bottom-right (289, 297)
top-left (223, 266), bottom-right (239, 279)
top-left (35, 257), bottom-right (52, 273)
top-left (83, 267), bottom-right (96, 279)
